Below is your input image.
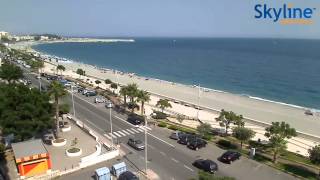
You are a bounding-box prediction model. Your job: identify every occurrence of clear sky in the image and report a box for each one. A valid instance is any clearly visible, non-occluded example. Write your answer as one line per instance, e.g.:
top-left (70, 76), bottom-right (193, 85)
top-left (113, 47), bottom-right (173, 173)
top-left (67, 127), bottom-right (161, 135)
top-left (0, 0), bottom-right (319, 38)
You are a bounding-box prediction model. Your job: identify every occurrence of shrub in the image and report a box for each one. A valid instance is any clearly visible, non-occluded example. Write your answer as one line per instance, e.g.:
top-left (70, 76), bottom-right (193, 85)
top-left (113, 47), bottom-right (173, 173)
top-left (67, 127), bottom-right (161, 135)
top-left (168, 125), bottom-right (178, 131)
top-left (217, 139), bottom-right (237, 149)
top-left (158, 122), bottom-right (167, 127)
top-left (178, 127), bottom-right (196, 134)
top-left (202, 134), bottom-right (212, 141)
top-left (152, 111), bottom-right (167, 119)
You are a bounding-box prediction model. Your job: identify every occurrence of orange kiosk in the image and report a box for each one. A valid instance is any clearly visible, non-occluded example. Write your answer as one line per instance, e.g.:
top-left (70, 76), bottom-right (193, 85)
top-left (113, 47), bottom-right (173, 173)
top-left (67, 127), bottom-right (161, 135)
top-left (12, 139), bottom-right (52, 178)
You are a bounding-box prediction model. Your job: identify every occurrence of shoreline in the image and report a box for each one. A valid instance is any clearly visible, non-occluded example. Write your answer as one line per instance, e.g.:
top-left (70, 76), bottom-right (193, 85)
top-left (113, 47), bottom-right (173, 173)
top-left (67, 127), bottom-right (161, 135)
top-left (10, 40), bottom-right (320, 138)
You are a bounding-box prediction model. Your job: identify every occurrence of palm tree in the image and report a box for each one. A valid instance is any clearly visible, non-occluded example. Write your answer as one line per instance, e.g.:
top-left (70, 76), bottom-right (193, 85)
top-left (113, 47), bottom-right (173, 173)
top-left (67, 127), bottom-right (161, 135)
top-left (76, 68), bottom-right (84, 78)
top-left (110, 83), bottom-right (118, 94)
top-left (156, 99), bottom-right (172, 113)
top-left (95, 80), bottom-right (101, 88)
top-left (126, 83), bottom-right (139, 103)
top-left (119, 86), bottom-right (128, 104)
top-left (137, 90), bottom-right (150, 115)
top-left (56, 65), bottom-right (66, 75)
top-left (0, 62), bottom-right (23, 84)
top-left (48, 81), bottom-right (67, 137)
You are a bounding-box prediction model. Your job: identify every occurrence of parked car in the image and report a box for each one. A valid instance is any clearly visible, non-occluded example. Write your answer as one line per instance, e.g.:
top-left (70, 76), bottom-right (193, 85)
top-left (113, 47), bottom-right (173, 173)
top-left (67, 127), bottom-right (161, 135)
top-left (105, 101), bottom-right (113, 108)
top-left (192, 159), bottom-right (218, 174)
top-left (169, 131), bottom-right (185, 140)
top-left (86, 91), bottom-right (97, 97)
top-left (118, 171), bottom-right (139, 180)
top-left (177, 134), bottom-right (197, 145)
top-left (187, 139), bottom-right (207, 150)
top-left (77, 87), bottom-right (84, 93)
top-left (95, 97), bottom-right (106, 103)
top-left (42, 133), bottom-right (54, 145)
top-left (127, 138), bottom-right (145, 150)
top-left (219, 151), bottom-right (241, 164)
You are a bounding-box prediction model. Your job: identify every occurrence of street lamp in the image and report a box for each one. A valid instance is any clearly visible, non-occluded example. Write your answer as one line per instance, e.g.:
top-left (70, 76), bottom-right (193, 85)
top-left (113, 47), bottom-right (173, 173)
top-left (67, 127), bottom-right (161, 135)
top-left (110, 106), bottom-right (114, 148)
top-left (196, 84), bottom-right (201, 120)
top-left (144, 115), bottom-right (148, 175)
top-left (71, 85), bottom-right (76, 117)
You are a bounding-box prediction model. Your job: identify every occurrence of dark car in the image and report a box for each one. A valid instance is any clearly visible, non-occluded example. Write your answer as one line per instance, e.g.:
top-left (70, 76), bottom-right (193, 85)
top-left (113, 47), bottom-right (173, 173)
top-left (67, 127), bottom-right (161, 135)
top-left (193, 159), bottom-right (218, 174)
top-left (169, 131), bottom-right (185, 140)
top-left (219, 151), bottom-right (241, 164)
top-left (187, 139), bottom-right (207, 150)
top-left (127, 138), bottom-right (145, 150)
top-left (118, 171), bottom-right (139, 180)
top-left (85, 91), bottom-right (97, 97)
top-left (128, 114), bottom-right (144, 125)
top-left (177, 134), bottom-right (197, 145)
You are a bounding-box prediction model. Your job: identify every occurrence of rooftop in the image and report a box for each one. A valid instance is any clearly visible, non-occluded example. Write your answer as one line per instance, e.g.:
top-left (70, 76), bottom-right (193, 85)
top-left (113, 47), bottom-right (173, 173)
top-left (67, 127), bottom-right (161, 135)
top-left (11, 139), bottom-right (48, 159)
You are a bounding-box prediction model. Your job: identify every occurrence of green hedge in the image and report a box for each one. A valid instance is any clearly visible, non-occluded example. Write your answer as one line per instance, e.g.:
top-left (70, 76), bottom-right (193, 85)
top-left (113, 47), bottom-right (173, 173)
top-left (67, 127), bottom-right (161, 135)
top-left (217, 139), bottom-right (237, 149)
top-left (152, 111), bottom-right (167, 119)
top-left (158, 122), bottom-right (167, 127)
top-left (168, 125), bottom-right (179, 131)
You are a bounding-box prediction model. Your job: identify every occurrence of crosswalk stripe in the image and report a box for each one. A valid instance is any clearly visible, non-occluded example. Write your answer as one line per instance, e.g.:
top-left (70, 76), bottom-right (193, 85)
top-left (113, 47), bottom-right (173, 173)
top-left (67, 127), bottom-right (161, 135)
top-left (137, 128), bottom-right (145, 132)
top-left (117, 131), bottom-right (126, 136)
top-left (108, 133), bottom-right (117, 138)
top-left (131, 128), bottom-right (140, 133)
top-left (126, 129), bottom-right (136, 134)
top-left (113, 131), bottom-right (122, 137)
top-left (121, 130), bottom-right (131, 135)
top-left (104, 134), bottom-right (111, 139)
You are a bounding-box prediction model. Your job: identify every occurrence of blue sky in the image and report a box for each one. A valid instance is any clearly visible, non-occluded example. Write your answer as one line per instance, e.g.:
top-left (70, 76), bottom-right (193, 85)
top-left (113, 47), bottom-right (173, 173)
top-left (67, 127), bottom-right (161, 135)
top-left (0, 0), bottom-right (319, 38)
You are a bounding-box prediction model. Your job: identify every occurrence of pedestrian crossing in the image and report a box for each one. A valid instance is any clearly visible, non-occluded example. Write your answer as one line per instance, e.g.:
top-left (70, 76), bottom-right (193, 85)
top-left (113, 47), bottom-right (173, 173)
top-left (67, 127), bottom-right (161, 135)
top-left (104, 126), bottom-right (152, 139)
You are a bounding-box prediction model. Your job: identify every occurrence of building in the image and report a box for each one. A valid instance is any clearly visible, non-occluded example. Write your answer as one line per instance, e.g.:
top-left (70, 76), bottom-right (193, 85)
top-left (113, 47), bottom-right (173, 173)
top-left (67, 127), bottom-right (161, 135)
top-left (11, 139), bottom-right (52, 178)
top-left (0, 31), bottom-right (9, 39)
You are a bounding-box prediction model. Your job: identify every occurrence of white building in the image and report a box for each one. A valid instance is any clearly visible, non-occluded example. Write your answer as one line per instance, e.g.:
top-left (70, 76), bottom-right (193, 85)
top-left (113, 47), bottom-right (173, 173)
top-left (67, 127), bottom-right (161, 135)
top-left (40, 36), bottom-right (49, 41)
top-left (0, 31), bottom-right (9, 39)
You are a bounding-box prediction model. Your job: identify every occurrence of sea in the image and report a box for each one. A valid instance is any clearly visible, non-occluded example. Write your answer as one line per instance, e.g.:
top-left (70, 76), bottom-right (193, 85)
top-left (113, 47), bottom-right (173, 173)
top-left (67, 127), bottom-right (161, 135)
top-left (33, 38), bottom-right (320, 110)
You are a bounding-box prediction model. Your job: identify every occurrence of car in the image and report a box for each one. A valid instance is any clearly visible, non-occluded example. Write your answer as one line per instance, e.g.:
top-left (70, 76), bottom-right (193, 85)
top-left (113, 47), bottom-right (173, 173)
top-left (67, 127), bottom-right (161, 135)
top-left (127, 114), bottom-right (143, 125)
top-left (127, 138), bottom-right (145, 150)
top-left (169, 131), bottom-right (185, 140)
top-left (219, 151), bottom-right (241, 164)
top-left (177, 134), bottom-right (197, 145)
top-left (118, 171), bottom-right (139, 180)
top-left (192, 159), bottom-right (218, 174)
top-left (77, 87), bottom-right (84, 93)
top-left (187, 139), bottom-right (207, 150)
top-left (105, 101), bottom-right (113, 108)
top-left (86, 91), bottom-right (97, 97)
top-left (26, 79), bottom-right (32, 85)
top-left (95, 97), bottom-right (106, 103)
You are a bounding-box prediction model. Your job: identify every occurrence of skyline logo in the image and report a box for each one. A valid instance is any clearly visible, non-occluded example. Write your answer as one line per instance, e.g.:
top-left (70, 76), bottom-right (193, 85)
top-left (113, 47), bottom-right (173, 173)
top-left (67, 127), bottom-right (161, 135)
top-left (254, 3), bottom-right (316, 25)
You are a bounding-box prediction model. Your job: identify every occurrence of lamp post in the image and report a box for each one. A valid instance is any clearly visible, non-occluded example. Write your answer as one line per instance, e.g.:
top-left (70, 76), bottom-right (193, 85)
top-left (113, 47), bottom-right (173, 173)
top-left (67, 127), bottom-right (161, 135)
top-left (197, 84), bottom-right (200, 120)
top-left (144, 115), bottom-right (148, 175)
top-left (110, 107), bottom-right (114, 148)
top-left (71, 85), bottom-right (76, 117)
top-left (38, 70), bottom-right (42, 92)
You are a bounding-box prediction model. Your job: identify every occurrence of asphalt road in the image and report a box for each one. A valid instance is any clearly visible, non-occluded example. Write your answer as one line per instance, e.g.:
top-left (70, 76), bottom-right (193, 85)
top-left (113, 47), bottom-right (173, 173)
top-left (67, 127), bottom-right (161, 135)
top-left (22, 68), bottom-right (296, 180)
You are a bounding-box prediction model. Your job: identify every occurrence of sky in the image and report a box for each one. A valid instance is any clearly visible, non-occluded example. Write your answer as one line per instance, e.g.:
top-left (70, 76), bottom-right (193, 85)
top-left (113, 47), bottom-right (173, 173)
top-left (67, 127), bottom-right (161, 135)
top-left (0, 0), bottom-right (319, 38)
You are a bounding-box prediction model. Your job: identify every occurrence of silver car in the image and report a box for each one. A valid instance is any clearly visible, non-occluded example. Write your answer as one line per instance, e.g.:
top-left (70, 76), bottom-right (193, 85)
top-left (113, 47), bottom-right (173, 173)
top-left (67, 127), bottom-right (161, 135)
top-left (127, 138), bottom-right (145, 150)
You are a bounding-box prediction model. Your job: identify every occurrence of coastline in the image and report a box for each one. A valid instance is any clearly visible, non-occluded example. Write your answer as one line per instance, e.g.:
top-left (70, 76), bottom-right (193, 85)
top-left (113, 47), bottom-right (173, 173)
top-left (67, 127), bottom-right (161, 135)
top-left (11, 40), bottom-right (320, 138)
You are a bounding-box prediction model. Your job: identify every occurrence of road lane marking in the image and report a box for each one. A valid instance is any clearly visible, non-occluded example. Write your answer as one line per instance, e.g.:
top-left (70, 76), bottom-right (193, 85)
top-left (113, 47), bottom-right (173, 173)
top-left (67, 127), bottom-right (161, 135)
top-left (121, 129), bottom-right (131, 135)
top-left (183, 165), bottom-right (194, 172)
top-left (148, 133), bottom-right (175, 148)
top-left (137, 128), bottom-right (145, 132)
top-left (108, 133), bottom-right (117, 138)
top-left (113, 131), bottom-right (122, 137)
top-left (131, 128), bottom-right (140, 133)
top-left (126, 129), bottom-right (136, 134)
top-left (171, 158), bottom-right (179, 163)
top-left (160, 151), bottom-right (166, 156)
top-left (104, 134), bottom-right (111, 139)
top-left (117, 130), bottom-right (126, 136)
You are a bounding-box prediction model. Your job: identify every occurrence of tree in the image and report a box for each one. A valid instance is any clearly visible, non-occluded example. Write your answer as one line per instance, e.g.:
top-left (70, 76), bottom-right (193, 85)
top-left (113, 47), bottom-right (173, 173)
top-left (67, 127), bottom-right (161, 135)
top-left (197, 171), bottom-right (235, 180)
top-left (119, 86), bottom-right (128, 104)
top-left (31, 60), bottom-right (44, 74)
top-left (0, 83), bottom-right (53, 141)
top-left (0, 62), bottom-right (23, 84)
top-left (59, 103), bottom-right (70, 115)
top-left (177, 114), bottom-right (184, 123)
top-left (47, 81), bottom-right (67, 137)
top-left (265, 121), bottom-right (297, 163)
top-left (126, 83), bottom-right (139, 113)
top-left (197, 123), bottom-right (212, 137)
top-left (136, 90), bottom-right (150, 115)
top-left (76, 68), bottom-right (84, 78)
top-left (216, 109), bottom-right (244, 135)
top-left (110, 83), bottom-right (118, 93)
top-left (232, 127), bottom-right (255, 149)
top-left (105, 79), bottom-right (112, 84)
top-left (56, 65), bottom-right (66, 75)
top-left (309, 145), bottom-right (320, 176)
top-left (95, 80), bottom-right (101, 88)
top-left (156, 99), bottom-right (172, 113)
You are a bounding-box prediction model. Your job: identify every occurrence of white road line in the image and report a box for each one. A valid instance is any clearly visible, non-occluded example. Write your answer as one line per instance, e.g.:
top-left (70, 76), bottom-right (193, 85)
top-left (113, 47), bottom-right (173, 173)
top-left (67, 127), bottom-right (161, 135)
top-left (160, 151), bottom-right (166, 156)
top-left (126, 129), bottom-right (136, 134)
top-left (148, 133), bottom-right (175, 148)
top-left (171, 158), bottom-right (179, 163)
top-left (183, 165), bottom-right (194, 172)
top-left (131, 128), bottom-right (140, 133)
top-left (137, 128), bottom-right (145, 132)
top-left (117, 130), bottom-right (126, 136)
top-left (108, 133), bottom-right (117, 138)
top-left (115, 115), bottom-right (136, 127)
top-left (113, 131), bottom-right (122, 137)
top-left (104, 134), bottom-right (111, 139)
top-left (121, 129), bottom-right (131, 135)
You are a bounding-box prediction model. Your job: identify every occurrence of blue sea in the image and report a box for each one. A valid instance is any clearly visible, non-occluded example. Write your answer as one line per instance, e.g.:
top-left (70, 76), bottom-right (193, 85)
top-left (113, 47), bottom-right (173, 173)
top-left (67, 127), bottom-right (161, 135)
top-left (33, 38), bottom-right (320, 109)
